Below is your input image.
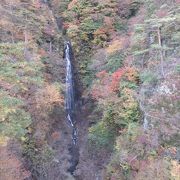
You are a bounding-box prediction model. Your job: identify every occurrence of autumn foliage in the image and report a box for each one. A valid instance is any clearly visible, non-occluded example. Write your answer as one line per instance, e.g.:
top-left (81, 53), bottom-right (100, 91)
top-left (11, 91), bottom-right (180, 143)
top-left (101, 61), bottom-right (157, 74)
top-left (91, 67), bottom-right (139, 99)
top-left (110, 68), bottom-right (126, 91)
top-left (91, 70), bottom-right (111, 100)
top-left (0, 145), bottom-right (31, 180)
top-left (35, 84), bottom-right (64, 114)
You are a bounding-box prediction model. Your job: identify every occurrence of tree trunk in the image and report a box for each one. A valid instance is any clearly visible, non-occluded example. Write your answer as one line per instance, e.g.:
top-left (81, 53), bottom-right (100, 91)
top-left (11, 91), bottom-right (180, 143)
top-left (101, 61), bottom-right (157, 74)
top-left (49, 41), bottom-right (52, 54)
top-left (24, 29), bottom-right (28, 58)
top-left (157, 27), bottom-right (165, 78)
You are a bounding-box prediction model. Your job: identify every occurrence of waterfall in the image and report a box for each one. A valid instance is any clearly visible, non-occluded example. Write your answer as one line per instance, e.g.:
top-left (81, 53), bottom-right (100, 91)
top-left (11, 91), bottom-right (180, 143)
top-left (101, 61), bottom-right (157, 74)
top-left (65, 41), bottom-right (77, 145)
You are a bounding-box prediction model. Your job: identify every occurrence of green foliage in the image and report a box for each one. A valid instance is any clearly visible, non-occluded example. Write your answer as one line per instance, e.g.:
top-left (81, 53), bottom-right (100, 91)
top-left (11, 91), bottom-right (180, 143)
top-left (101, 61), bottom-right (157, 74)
top-left (62, 1), bottom-right (180, 179)
top-left (115, 96), bottom-right (140, 127)
top-left (71, 0), bottom-right (92, 15)
top-left (0, 90), bottom-right (23, 120)
top-left (58, 0), bottom-right (71, 13)
top-left (163, 133), bottom-right (180, 147)
top-left (88, 121), bottom-right (115, 150)
top-left (105, 123), bottom-right (144, 179)
top-left (103, 104), bottom-right (117, 128)
top-left (0, 42), bottom-right (25, 60)
top-left (106, 154), bottom-right (131, 179)
top-left (0, 60), bottom-right (44, 90)
top-left (88, 87), bottom-right (140, 150)
top-left (76, 45), bottom-right (94, 87)
top-left (172, 31), bottom-right (180, 43)
top-left (133, 49), bottom-right (149, 56)
top-left (23, 138), bottom-right (54, 176)
top-left (126, 122), bottom-right (140, 141)
top-left (0, 40), bottom-right (45, 140)
top-left (105, 51), bottom-right (124, 73)
top-left (140, 71), bottom-right (158, 85)
top-left (133, 5), bottom-right (179, 70)
top-left (175, 65), bottom-right (180, 73)
top-left (114, 20), bottom-right (127, 32)
top-left (80, 17), bottom-right (103, 34)
top-left (120, 81), bottom-right (138, 90)
top-left (82, 69), bottom-right (95, 87)
top-left (0, 91), bottom-right (31, 138)
top-left (0, 109), bottom-right (31, 138)
top-left (0, 43), bottom-right (44, 92)
top-left (89, 67), bottom-right (140, 152)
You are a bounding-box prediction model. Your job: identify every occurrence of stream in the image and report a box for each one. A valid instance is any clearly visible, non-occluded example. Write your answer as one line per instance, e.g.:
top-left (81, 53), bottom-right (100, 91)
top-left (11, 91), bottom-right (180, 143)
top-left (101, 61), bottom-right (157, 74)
top-left (43, 0), bottom-right (80, 175)
top-left (65, 41), bottom-right (77, 144)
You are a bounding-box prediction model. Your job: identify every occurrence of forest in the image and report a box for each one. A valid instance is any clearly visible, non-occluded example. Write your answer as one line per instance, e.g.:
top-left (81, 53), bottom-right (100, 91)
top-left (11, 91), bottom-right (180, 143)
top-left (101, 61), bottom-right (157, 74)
top-left (0, 0), bottom-right (179, 180)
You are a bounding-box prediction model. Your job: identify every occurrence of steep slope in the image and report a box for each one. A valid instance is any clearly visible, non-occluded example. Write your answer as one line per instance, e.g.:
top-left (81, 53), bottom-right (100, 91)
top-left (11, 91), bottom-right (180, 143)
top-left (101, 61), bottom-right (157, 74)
top-left (0, 0), bottom-right (180, 180)
top-left (56, 0), bottom-right (180, 179)
top-left (0, 1), bottom-right (73, 179)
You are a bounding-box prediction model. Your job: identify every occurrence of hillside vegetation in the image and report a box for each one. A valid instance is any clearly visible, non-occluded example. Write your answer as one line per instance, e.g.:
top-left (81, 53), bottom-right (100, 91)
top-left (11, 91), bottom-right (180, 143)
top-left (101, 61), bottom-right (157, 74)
top-left (0, 0), bottom-right (180, 180)
top-left (0, 1), bottom-right (66, 179)
top-left (59, 0), bottom-right (180, 179)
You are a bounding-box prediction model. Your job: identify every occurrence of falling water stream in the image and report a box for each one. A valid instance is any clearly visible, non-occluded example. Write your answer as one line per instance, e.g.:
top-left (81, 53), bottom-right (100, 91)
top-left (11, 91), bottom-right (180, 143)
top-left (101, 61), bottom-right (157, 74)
top-left (35, 1), bottom-right (79, 176)
top-left (64, 41), bottom-right (79, 174)
top-left (65, 41), bottom-right (77, 144)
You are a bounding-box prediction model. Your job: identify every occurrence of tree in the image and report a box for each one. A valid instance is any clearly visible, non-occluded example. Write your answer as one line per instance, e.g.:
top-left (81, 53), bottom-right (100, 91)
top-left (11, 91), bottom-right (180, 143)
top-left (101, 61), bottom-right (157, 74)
top-left (133, 8), bottom-right (179, 78)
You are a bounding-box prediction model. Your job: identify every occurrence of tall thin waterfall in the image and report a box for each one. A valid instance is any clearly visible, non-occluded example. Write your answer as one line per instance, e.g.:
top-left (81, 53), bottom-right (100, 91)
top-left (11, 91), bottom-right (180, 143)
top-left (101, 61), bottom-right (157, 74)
top-left (65, 41), bottom-right (77, 144)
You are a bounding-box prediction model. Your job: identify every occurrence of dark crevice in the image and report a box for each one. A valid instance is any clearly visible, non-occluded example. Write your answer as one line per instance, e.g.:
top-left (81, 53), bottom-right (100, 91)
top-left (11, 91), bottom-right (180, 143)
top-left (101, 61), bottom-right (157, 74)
top-left (45, 0), bottom-right (80, 176)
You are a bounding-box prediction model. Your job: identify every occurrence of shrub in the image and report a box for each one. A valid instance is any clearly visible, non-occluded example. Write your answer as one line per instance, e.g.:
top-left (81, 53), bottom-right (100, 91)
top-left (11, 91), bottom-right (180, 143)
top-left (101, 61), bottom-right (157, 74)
top-left (103, 104), bottom-right (119, 128)
top-left (136, 158), bottom-right (172, 180)
top-left (0, 42), bottom-right (25, 61)
top-left (35, 83), bottom-right (64, 115)
top-left (82, 69), bottom-right (95, 87)
top-left (113, 88), bottom-right (140, 127)
top-left (67, 24), bottom-right (80, 38)
top-left (0, 91), bottom-right (31, 138)
top-left (114, 20), bottom-right (128, 32)
top-left (140, 71), bottom-right (158, 85)
top-left (0, 90), bottom-right (24, 121)
top-left (0, 109), bottom-right (31, 138)
top-left (120, 80), bottom-right (138, 89)
top-left (80, 17), bottom-right (103, 33)
top-left (106, 40), bottom-right (123, 54)
top-left (0, 43), bottom-right (45, 93)
top-left (23, 138), bottom-right (54, 177)
top-left (105, 51), bottom-right (124, 73)
top-left (175, 65), bottom-right (180, 73)
top-left (88, 121), bottom-right (115, 150)
top-left (110, 68), bottom-right (126, 92)
top-left (91, 70), bottom-right (112, 100)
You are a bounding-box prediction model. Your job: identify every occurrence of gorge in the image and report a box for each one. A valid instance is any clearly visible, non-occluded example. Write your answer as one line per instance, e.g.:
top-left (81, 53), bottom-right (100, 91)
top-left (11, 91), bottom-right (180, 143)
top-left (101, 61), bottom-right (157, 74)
top-left (0, 0), bottom-right (179, 180)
